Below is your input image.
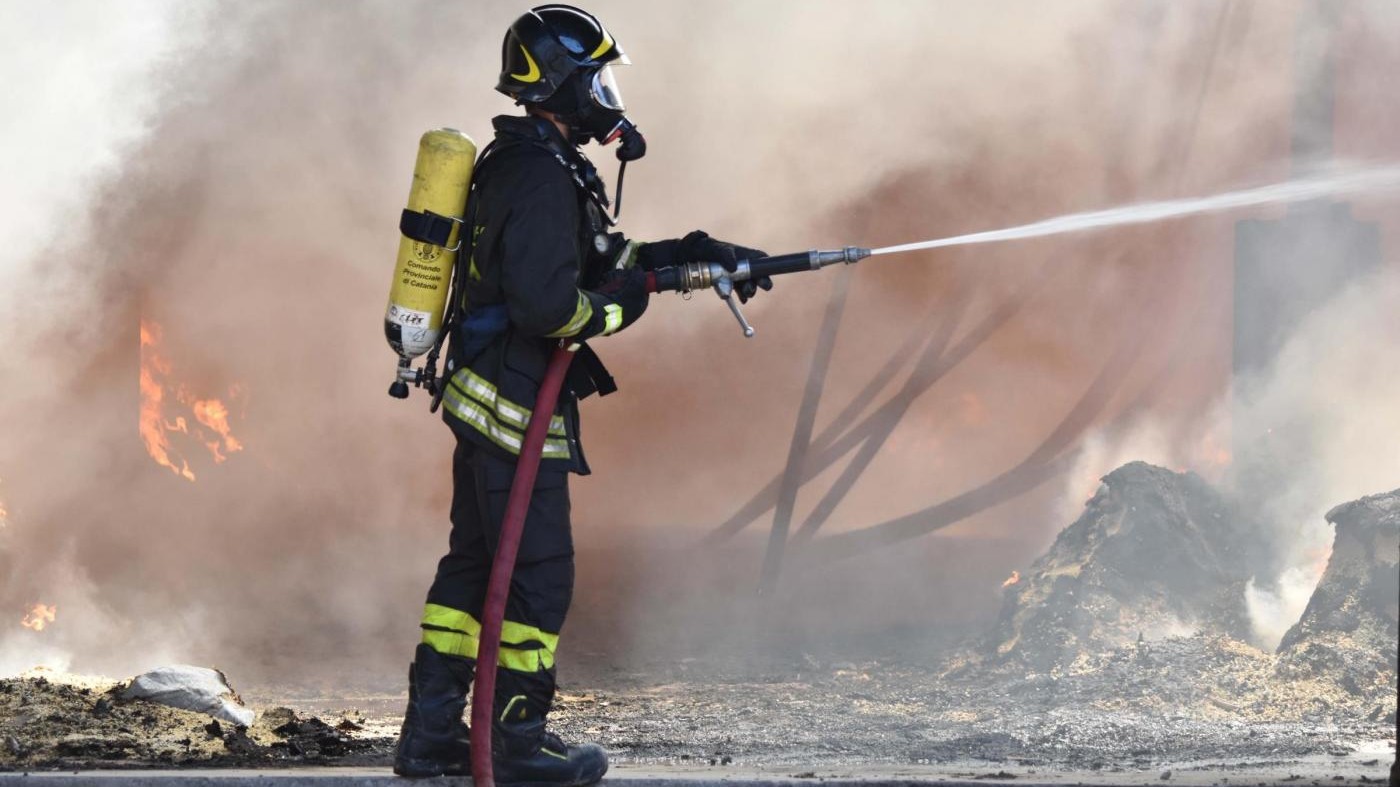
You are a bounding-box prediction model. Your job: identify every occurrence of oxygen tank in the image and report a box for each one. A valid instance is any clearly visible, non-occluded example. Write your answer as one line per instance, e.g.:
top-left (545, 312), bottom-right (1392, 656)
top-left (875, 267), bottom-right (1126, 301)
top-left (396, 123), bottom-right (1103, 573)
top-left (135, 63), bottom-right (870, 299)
top-left (385, 128), bottom-right (477, 395)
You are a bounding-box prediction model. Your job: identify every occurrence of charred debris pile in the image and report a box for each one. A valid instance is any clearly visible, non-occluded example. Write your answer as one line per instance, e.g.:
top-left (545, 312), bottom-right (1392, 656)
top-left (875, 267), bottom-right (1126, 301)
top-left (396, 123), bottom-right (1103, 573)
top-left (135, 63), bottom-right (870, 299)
top-left (950, 462), bottom-right (1398, 725)
top-left (985, 462), bottom-right (1254, 672)
top-left (1277, 491), bottom-right (1400, 695)
top-left (0, 670), bottom-right (389, 770)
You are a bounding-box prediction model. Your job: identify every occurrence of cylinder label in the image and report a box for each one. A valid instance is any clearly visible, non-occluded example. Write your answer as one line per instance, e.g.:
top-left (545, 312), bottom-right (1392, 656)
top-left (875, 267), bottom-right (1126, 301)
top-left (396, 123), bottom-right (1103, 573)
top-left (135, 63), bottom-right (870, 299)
top-left (387, 304), bottom-right (433, 329)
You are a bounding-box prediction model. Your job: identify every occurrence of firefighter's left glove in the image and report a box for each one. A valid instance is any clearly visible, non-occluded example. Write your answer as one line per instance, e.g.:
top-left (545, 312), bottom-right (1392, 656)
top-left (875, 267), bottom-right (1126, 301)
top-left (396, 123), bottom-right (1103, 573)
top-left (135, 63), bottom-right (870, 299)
top-left (583, 268), bottom-right (650, 338)
top-left (677, 230), bottom-right (772, 303)
top-left (636, 231), bottom-right (771, 302)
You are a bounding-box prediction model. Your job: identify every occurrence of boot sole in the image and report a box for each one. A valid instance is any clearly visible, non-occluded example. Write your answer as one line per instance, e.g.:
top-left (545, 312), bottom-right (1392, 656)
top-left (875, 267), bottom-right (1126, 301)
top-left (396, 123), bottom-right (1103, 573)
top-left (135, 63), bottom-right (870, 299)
top-left (495, 763), bottom-right (608, 787)
top-left (393, 758), bottom-right (470, 778)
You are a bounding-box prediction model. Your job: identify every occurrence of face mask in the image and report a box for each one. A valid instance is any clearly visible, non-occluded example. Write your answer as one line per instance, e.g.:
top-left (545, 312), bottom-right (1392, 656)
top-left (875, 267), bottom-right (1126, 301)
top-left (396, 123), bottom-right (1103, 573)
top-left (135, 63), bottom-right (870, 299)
top-left (544, 67), bottom-right (647, 161)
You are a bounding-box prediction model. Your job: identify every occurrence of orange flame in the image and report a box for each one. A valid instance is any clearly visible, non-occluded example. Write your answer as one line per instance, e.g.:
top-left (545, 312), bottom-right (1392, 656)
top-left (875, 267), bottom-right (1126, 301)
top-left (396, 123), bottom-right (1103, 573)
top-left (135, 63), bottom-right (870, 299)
top-left (21, 603), bottom-right (56, 632)
top-left (139, 319), bottom-right (245, 480)
top-left (1002, 570), bottom-right (1021, 588)
top-left (191, 399), bottom-right (243, 463)
top-left (140, 321), bottom-right (196, 481)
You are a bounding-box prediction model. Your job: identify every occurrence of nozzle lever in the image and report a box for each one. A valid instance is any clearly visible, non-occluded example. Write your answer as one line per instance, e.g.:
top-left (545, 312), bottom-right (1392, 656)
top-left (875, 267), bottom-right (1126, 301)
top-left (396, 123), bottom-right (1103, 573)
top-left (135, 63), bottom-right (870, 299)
top-left (715, 277), bottom-right (755, 338)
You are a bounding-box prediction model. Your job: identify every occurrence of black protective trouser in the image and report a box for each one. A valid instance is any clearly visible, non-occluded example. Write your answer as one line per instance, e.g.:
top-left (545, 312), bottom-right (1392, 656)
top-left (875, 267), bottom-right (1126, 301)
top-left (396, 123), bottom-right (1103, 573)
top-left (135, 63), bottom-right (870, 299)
top-left (421, 435), bottom-right (574, 698)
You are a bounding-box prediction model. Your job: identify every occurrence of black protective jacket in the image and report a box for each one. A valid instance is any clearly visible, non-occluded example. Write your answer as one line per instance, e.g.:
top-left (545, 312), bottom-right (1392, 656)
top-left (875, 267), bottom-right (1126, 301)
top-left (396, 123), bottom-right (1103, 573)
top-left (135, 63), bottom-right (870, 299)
top-left (440, 116), bottom-right (640, 474)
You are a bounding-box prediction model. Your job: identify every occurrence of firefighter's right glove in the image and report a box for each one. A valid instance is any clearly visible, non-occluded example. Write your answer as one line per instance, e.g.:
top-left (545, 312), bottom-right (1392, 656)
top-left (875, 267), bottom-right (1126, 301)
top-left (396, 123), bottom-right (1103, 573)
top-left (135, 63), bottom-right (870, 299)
top-left (581, 268), bottom-right (649, 339)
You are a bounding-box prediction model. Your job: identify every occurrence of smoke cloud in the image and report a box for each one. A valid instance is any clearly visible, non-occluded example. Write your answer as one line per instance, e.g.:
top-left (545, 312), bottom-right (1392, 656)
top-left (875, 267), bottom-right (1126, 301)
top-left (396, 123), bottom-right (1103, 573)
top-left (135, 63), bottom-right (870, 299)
top-left (1234, 268), bottom-right (1400, 648)
top-left (0, 1), bottom-right (1395, 687)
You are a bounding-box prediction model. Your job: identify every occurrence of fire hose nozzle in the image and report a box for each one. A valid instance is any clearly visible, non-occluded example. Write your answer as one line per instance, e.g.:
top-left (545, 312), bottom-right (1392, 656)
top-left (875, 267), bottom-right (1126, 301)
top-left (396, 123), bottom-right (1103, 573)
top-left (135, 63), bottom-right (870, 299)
top-left (813, 247), bottom-right (872, 267)
top-left (644, 245), bottom-right (871, 337)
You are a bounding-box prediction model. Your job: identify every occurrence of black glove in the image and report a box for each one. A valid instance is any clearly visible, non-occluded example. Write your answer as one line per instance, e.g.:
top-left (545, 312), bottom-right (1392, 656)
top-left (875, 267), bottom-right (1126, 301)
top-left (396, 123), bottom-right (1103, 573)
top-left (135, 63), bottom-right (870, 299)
top-left (636, 230), bottom-right (773, 303)
top-left (675, 230), bottom-right (772, 303)
top-left (586, 267), bottom-right (650, 337)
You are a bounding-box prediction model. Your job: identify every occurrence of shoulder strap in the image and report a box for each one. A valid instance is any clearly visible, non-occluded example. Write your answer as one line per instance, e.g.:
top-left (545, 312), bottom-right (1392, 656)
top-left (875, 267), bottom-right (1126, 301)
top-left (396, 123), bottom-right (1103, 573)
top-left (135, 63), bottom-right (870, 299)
top-left (495, 132), bottom-right (617, 228)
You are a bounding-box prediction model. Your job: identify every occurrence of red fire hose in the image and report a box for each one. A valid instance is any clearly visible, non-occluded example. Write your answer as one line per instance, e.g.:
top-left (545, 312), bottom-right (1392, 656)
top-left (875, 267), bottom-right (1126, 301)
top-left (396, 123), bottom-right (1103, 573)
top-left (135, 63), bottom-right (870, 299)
top-left (469, 343), bottom-right (576, 787)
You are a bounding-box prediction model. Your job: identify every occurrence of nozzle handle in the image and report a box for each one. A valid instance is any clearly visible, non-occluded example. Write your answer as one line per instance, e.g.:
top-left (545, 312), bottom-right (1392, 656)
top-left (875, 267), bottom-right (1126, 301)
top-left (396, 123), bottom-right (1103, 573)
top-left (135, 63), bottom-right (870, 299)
top-left (715, 277), bottom-right (755, 338)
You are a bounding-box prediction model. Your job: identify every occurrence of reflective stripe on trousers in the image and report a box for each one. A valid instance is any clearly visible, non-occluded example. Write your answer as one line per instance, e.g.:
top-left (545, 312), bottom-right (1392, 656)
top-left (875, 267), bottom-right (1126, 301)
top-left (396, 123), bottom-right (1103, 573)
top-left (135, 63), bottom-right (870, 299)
top-left (421, 602), bottom-right (559, 672)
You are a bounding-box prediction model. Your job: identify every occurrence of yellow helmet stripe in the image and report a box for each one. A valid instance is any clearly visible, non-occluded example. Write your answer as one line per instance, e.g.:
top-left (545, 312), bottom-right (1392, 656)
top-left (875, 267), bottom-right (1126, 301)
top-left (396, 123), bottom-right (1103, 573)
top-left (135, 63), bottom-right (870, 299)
top-left (589, 29), bottom-right (614, 60)
top-left (511, 44), bottom-right (542, 83)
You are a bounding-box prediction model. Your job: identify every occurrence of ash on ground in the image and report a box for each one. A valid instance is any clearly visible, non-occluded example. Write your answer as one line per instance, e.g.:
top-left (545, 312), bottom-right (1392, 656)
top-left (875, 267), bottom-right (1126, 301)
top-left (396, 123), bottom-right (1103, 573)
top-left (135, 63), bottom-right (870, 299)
top-left (544, 466), bottom-right (1395, 776)
top-left (1, 463), bottom-right (1395, 781)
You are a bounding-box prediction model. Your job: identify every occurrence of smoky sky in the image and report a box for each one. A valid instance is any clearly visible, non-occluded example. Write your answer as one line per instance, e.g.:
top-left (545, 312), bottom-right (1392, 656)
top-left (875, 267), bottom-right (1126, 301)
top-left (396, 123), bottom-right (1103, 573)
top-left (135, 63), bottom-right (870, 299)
top-left (0, 1), bottom-right (1396, 685)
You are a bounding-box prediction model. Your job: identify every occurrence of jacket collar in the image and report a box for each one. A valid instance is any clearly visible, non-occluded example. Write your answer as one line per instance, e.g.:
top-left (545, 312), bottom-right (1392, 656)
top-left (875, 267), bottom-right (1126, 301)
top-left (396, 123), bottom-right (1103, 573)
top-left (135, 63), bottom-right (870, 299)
top-left (491, 115), bottom-right (585, 165)
top-left (490, 115), bottom-right (613, 220)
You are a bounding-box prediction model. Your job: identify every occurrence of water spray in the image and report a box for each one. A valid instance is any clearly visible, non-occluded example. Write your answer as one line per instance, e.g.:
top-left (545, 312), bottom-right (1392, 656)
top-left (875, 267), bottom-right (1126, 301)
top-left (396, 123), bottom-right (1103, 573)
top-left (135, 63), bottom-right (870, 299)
top-left (646, 165), bottom-right (1400, 336)
top-left (869, 165), bottom-right (1400, 257)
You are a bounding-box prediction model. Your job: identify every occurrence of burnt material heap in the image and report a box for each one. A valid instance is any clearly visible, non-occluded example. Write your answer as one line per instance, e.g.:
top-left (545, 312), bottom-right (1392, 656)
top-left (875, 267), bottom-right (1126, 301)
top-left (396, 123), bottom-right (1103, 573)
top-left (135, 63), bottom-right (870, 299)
top-left (1277, 489), bottom-right (1400, 697)
top-left (986, 462), bottom-right (1253, 672)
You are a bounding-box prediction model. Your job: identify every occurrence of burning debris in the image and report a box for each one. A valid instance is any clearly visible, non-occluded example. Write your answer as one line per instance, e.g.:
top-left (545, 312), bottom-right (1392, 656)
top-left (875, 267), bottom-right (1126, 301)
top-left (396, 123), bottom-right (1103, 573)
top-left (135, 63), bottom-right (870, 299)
top-left (1277, 489), bottom-right (1399, 705)
top-left (983, 462), bottom-right (1254, 672)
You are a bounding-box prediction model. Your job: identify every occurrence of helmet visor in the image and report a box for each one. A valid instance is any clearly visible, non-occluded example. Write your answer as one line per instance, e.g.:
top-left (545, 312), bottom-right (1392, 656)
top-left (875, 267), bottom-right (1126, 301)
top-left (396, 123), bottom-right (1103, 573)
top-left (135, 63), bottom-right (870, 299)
top-left (589, 65), bottom-right (626, 111)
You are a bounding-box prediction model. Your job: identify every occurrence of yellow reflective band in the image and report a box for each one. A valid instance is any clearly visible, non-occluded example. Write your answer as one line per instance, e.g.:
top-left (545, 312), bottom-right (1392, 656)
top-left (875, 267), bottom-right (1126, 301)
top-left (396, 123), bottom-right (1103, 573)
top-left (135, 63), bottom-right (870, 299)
top-left (589, 30), bottom-right (614, 60)
top-left (500, 619), bottom-right (560, 653)
top-left (511, 45), bottom-right (542, 83)
top-left (546, 292), bottom-right (594, 338)
top-left (601, 303), bottom-right (623, 335)
top-left (423, 628), bottom-right (478, 659)
top-left (421, 605), bottom-right (557, 672)
top-left (422, 632), bottom-right (552, 670)
top-left (443, 387), bottom-right (523, 451)
top-left (450, 369), bottom-right (566, 436)
top-left (442, 385), bottom-right (571, 459)
top-left (614, 240), bottom-right (642, 270)
top-left (499, 645), bottom-right (554, 672)
top-left (422, 603), bottom-right (482, 635)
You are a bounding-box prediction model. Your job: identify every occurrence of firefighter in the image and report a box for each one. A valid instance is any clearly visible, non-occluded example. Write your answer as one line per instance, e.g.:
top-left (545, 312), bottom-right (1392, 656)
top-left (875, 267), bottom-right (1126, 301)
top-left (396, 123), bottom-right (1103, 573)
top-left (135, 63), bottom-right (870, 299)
top-left (394, 5), bottom-right (770, 784)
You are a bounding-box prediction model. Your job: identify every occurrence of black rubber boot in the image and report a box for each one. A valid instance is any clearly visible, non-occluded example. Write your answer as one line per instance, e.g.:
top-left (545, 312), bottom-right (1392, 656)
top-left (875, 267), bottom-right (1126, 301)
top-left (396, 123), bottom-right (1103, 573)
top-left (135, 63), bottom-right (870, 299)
top-left (492, 667), bottom-right (608, 787)
top-left (393, 643), bottom-right (475, 778)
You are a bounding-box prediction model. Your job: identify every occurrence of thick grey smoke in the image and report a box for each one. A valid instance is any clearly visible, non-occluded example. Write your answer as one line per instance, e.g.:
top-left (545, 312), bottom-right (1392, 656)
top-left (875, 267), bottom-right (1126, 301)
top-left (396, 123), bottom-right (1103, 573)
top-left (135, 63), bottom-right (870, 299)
top-left (0, 1), bottom-right (1395, 687)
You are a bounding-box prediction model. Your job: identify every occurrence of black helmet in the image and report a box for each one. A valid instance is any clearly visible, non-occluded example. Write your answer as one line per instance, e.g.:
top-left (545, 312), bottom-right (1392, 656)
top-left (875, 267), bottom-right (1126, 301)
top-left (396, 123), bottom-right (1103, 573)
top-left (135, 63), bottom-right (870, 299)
top-left (497, 5), bottom-right (629, 105)
top-left (498, 4), bottom-right (647, 167)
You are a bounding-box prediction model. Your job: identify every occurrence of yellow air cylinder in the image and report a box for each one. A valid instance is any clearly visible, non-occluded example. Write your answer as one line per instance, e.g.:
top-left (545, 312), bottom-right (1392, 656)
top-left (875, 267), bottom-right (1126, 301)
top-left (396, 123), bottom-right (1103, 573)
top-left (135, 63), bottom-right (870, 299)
top-left (385, 128), bottom-right (478, 361)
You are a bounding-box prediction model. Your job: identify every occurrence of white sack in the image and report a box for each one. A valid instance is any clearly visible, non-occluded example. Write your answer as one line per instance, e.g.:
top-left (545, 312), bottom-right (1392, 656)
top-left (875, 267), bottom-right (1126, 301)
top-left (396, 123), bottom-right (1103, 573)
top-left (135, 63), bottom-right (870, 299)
top-left (120, 665), bottom-right (255, 727)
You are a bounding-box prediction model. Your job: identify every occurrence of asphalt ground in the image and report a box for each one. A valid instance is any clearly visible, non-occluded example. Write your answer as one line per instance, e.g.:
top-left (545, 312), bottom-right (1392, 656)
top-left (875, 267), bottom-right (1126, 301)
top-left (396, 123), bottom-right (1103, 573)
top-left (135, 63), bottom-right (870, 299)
top-left (0, 753), bottom-right (1395, 787)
